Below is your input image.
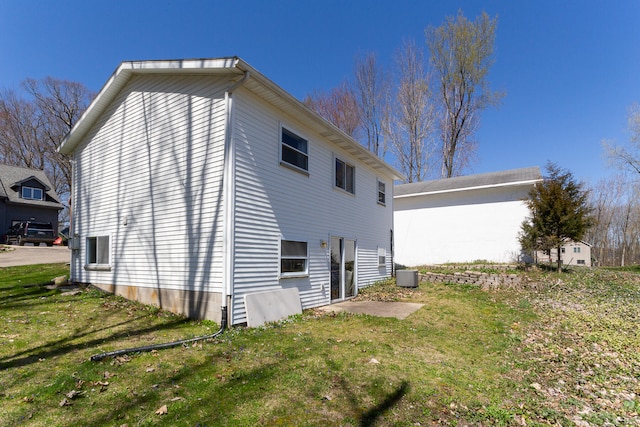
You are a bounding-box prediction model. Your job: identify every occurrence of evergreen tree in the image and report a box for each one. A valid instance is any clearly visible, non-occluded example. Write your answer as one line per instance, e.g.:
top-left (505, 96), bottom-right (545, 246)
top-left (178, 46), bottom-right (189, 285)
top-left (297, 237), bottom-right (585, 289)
top-left (520, 163), bottom-right (593, 272)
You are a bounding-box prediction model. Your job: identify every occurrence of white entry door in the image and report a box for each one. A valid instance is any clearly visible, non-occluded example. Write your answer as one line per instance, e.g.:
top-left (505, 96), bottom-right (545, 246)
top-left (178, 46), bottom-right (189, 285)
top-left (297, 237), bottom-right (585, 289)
top-left (330, 237), bottom-right (356, 301)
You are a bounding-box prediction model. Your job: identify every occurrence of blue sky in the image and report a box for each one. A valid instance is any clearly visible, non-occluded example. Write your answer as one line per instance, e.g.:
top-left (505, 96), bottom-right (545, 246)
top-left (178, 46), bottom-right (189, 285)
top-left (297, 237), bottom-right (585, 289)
top-left (1, 0), bottom-right (639, 184)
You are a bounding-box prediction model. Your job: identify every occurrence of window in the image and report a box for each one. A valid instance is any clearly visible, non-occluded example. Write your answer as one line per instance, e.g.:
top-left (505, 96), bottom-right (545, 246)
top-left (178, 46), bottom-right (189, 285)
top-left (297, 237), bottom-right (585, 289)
top-left (22, 186), bottom-right (43, 200)
top-left (335, 158), bottom-right (355, 194)
top-left (573, 247), bottom-right (581, 253)
top-left (280, 240), bottom-right (308, 276)
top-left (577, 259), bottom-right (585, 265)
top-left (281, 127), bottom-right (308, 172)
top-left (377, 180), bottom-right (386, 205)
top-left (378, 247), bottom-right (386, 267)
top-left (86, 236), bottom-right (110, 267)
top-left (561, 248), bottom-right (565, 253)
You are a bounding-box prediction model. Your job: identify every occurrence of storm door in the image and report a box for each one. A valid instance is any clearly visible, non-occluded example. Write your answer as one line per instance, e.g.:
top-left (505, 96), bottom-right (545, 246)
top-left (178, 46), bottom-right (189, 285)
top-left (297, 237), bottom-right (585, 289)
top-left (330, 237), bottom-right (356, 301)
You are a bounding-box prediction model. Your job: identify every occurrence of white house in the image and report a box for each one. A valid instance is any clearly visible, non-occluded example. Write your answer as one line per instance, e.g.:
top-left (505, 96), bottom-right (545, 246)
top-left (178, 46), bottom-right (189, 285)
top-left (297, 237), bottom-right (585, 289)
top-left (393, 167), bottom-right (542, 266)
top-left (536, 240), bottom-right (592, 267)
top-left (58, 57), bottom-right (403, 326)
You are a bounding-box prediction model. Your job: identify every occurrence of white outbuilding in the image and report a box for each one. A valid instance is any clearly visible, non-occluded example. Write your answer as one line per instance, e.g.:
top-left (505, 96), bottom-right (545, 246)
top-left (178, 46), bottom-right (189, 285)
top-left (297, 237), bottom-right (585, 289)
top-left (393, 167), bottom-right (542, 266)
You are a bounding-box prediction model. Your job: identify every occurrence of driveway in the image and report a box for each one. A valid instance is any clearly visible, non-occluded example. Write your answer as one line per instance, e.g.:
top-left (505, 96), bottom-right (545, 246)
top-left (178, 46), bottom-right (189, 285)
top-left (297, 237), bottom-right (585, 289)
top-left (0, 245), bottom-right (70, 267)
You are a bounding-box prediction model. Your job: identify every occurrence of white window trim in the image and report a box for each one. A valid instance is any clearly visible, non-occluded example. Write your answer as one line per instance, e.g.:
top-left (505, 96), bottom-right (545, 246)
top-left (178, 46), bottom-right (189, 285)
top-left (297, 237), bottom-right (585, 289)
top-left (378, 246), bottom-right (387, 267)
top-left (84, 234), bottom-right (112, 271)
top-left (279, 124), bottom-right (310, 176)
top-left (334, 156), bottom-right (356, 195)
top-left (22, 186), bottom-right (44, 201)
top-left (377, 179), bottom-right (386, 206)
top-left (279, 239), bottom-right (309, 279)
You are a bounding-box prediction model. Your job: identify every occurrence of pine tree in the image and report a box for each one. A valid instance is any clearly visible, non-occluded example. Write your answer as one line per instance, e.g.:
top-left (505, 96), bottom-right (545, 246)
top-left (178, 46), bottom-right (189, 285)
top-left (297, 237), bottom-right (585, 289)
top-left (520, 163), bottom-right (593, 272)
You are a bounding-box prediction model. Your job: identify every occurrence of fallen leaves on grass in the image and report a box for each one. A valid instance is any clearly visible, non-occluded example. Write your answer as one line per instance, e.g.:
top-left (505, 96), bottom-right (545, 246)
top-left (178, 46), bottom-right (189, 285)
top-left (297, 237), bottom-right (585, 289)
top-left (155, 405), bottom-right (168, 415)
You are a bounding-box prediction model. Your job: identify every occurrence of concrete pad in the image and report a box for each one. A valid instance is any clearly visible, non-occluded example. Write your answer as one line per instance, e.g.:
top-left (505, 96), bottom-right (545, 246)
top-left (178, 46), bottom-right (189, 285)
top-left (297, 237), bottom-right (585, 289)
top-left (318, 301), bottom-right (424, 320)
top-left (245, 288), bottom-right (302, 327)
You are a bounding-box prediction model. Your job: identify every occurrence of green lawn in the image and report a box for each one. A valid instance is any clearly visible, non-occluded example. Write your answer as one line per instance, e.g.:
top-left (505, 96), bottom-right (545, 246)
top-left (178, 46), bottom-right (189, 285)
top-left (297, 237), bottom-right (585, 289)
top-left (1, 264), bottom-right (639, 426)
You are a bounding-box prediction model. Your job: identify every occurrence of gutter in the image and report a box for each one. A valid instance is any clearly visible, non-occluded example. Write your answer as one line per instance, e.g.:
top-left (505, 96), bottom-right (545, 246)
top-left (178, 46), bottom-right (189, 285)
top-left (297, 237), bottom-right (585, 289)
top-left (394, 178), bottom-right (542, 199)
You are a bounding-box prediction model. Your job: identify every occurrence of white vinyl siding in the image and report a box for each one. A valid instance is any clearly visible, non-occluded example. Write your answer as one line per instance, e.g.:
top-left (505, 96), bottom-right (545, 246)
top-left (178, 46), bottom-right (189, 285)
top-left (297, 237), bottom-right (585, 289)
top-left (70, 73), bottom-right (397, 326)
top-left (71, 75), bottom-right (228, 295)
top-left (231, 90), bottom-right (395, 323)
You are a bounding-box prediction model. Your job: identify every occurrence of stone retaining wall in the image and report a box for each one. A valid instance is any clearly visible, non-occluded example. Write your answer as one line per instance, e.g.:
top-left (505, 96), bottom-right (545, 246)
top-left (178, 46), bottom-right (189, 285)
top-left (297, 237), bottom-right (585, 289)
top-left (419, 271), bottom-right (523, 290)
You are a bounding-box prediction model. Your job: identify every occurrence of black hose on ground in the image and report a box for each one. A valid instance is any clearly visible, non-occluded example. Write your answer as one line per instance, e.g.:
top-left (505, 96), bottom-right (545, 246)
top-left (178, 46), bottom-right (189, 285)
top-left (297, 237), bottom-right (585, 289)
top-left (90, 306), bottom-right (228, 362)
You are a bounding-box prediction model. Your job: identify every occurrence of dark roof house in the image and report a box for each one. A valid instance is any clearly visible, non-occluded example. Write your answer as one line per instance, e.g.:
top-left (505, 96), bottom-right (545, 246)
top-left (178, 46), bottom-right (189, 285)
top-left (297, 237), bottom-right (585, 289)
top-left (0, 164), bottom-right (64, 236)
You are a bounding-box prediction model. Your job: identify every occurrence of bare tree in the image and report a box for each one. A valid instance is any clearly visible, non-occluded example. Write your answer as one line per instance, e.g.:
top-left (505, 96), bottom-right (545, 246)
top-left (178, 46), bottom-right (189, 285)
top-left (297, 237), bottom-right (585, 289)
top-left (586, 176), bottom-right (640, 266)
top-left (354, 52), bottom-right (390, 157)
top-left (586, 176), bottom-right (626, 266)
top-left (427, 11), bottom-right (503, 178)
top-left (303, 82), bottom-right (361, 138)
top-left (0, 77), bottom-right (93, 206)
top-left (0, 89), bottom-right (47, 170)
top-left (385, 39), bottom-right (436, 182)
top-left (22, 77), bottom-right (94, 196)
top-left (604, 103), bottom-right (640, 174)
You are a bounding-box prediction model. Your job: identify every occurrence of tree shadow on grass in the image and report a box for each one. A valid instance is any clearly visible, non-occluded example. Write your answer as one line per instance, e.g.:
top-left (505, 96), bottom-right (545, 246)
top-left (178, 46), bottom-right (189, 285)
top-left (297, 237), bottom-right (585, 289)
top-left (0, 292), bottom-right (192, 370)
top-left (325, 358), bottom-right (410, 426)
top-left (0, 315), bottom-right (190, 370)
top-left (0, 282), bottom-right (58, 305)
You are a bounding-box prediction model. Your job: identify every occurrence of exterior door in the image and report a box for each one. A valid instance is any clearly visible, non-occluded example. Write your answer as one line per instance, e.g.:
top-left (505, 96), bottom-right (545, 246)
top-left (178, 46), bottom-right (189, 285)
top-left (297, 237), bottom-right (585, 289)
top-left (331, 237), bottom-right (356, 301)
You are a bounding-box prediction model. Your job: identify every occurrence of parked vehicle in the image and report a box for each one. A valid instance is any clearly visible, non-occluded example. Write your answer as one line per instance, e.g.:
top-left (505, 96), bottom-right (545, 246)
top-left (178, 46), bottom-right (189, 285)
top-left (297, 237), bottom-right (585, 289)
top-left (4, 221), bottom-right (56, 246)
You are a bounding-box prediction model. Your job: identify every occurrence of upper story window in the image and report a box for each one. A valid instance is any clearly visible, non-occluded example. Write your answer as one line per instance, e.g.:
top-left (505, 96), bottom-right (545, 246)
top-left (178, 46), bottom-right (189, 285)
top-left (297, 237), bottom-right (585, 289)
top-left (574, 247), bottom-right (581, 253)
top-left (377, 179), bottom-right (386, 205)
top-left (335, 158), bottom-right (355, 194)
top-left (22, 186), bottom-right (43, 201)
top-left (281, 127), bottom-right (308, 172)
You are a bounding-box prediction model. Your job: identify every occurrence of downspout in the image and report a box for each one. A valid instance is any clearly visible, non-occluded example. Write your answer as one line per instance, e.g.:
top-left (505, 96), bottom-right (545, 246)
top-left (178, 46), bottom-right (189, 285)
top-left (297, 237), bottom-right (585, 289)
top-left (90, 71), bottom-right (250, 362)
top-left (221, 70), bottom-right (250, 327)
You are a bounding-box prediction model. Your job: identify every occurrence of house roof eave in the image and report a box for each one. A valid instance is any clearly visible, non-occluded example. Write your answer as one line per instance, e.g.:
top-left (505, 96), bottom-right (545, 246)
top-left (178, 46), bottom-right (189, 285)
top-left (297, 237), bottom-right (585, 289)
top-left (58, 57), bottom-right (405, 181)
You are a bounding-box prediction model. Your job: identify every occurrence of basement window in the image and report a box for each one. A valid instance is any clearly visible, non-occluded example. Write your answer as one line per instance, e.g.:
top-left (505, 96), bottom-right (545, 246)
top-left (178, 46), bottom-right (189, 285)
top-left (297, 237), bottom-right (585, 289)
top-left (280, 240), bottom-right (308, 277)
top-left (378, 247), bottom-right (386, 267)
top-left (85, 235), bottom-right (111, 270)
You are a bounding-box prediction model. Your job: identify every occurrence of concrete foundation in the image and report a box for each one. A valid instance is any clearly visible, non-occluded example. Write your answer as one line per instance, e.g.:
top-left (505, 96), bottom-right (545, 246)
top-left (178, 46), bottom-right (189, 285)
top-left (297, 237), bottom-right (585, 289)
top-left (91, 282), bottom-right (223, 322)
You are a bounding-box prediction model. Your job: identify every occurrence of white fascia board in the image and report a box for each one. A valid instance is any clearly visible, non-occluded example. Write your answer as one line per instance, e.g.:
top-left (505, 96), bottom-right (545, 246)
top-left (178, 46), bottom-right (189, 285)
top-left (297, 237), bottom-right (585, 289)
top-left (394, 178), bottom-right (542, 199)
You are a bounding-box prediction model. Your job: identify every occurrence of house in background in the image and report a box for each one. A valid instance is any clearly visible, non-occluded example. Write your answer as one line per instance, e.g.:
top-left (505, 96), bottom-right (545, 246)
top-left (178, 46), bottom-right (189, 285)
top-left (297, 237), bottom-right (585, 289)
top-left (536, 240), bottom-right (592, 267)
top-left (0, 164), bottom-right (64, 236)
top-left (58, 57), bottom-right (403, 326)
top-left (393, 167), bottom-right (542, 266)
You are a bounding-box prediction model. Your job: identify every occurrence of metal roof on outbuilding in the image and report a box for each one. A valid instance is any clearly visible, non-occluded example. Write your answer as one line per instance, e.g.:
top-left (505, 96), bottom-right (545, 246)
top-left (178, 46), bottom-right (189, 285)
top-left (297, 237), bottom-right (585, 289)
top-left (394, 167), bottom-right (542, 198)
